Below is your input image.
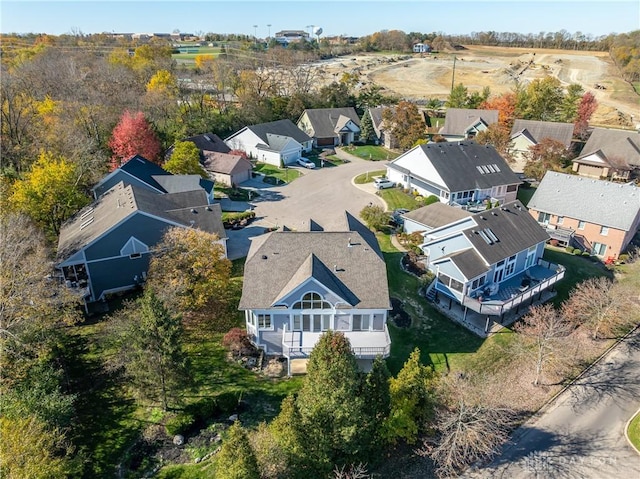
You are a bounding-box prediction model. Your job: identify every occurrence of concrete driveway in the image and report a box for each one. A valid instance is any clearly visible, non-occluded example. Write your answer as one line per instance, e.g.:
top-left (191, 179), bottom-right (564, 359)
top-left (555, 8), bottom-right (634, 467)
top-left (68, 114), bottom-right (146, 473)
top-left (225, 154), bottom-right (388, 259)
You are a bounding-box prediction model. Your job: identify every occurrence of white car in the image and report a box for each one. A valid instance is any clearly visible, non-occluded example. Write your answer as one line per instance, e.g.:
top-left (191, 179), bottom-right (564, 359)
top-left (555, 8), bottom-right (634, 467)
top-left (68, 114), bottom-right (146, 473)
top-left (374, 177), bottom-right (395, 189)
top-left (297, 158), bottom-right (316, 169)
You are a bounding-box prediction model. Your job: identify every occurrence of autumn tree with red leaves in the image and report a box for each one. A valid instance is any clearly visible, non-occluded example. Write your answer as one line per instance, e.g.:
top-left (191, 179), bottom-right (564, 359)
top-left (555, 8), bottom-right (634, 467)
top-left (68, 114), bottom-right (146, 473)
top-left (480, 92), bottom-right (517, 129)
top-left (573, 92), bottom-right (598, 140)
top-left (108, 110), bottom-right (162, 170)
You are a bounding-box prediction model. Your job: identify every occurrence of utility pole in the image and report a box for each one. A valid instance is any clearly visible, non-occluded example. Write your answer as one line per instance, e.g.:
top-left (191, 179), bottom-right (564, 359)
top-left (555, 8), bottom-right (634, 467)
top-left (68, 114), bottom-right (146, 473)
top-left (267, 24), bottom-right (272, 39)
top-left (253, 24), bottom-right (258, 45)
top-left (451, 55), bottom-right (457, 92)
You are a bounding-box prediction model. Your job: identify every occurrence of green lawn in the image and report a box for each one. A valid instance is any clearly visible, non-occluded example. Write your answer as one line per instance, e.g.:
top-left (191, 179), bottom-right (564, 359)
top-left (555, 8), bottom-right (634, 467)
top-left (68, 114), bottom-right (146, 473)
top-left (633, 82), bottom-right (640, 95)
top-left (354, 170), bottom-right (386, 184)
top-left (214, 185), bottom-right (254, 201)
top-left (542, 246), bottom-right (612, 305)
top-left (378, 188), bottom-right (423, 211)
top-left (517, 185), bottom-right (537, 206)
top-left (172, 46), bottom-right (222, 62)
top-left (628, 410), bottom-right (640, 451)
top-left (344, 145), bottom-right (400, 161)
top-left (253, 163), bottom-right (302, 184)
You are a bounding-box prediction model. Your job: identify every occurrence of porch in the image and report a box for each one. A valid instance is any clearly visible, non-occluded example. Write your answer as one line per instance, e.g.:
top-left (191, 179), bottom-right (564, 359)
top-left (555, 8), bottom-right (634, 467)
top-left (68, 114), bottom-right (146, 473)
top-left (452, 197), bottom-right (502, 213)
top-left (431, 259), bottom-right (565, 337)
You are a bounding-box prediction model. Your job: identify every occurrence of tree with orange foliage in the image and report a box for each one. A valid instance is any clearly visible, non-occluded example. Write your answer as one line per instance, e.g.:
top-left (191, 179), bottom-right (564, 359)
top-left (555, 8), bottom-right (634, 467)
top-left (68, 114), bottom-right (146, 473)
top-left (108, 110), bottom-right (162, 169)
top-left (573, 91), bottom-right (598, 140)
top-left (480, 92), bottom-right (517, 129)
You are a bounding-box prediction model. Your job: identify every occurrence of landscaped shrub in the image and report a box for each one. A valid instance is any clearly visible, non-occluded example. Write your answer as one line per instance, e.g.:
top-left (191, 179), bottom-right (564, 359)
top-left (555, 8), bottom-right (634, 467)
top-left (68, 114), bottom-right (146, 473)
top-left (185, 398), bottom-right (219, 424)
top-left (222, 328), bottom-right (254, 358)
top-left (222, 211), bottom-right (256, 229)
top-left (215, 391), bottom-right (241, 415)
top-left (573, 248), bottom-right (583, 255)
top-left (565, 246), bottom-right (574, 253)
top-left (618, 254), bottom-right (629, 263)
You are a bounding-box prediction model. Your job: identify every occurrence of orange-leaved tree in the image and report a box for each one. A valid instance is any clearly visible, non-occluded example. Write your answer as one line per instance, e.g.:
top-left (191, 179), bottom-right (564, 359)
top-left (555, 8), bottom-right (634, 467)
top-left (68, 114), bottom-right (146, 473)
top-left (108, 110), bottom-right (161, 170)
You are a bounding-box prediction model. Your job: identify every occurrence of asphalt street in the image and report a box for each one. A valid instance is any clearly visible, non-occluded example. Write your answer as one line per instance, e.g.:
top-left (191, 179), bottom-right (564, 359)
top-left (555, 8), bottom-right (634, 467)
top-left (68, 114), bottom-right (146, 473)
top-left (468, 328), bottom-right (640, 479)
top-left (225, 153), bottom-right (387, 259)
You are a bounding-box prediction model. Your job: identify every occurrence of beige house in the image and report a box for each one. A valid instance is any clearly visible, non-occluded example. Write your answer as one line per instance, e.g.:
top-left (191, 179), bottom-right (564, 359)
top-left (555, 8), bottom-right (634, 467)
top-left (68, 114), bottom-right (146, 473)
top-left (571, 127), bottom-right (640, 181)
top-left (509, 120), bottom-right (575, 174)
top-left (527, 172), bottom-right (640, 259)
top-left (201, 152), bottom-right (252, 187)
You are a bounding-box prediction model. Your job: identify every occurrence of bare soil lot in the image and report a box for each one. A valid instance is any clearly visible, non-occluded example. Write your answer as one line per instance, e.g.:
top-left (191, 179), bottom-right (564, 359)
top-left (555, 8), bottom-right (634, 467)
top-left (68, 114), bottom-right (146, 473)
top-left (314, 45), bottom-right (639, 128)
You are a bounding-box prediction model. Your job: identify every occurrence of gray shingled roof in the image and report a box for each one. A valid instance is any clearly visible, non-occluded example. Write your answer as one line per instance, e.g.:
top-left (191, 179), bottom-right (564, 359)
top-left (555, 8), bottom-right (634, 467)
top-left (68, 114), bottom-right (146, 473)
top-left (57, 182), bottom-right (225, 262)
top-left (243, 119), bottom-right (312, 145)
top-left (575, 127), bottom-right (640, 168)
top-left (202, 152), bottom-right (252, 175)
top-left (528, 172), bottom-right (640, 231)
top-left (301, 108), bottom-right (361, 139)
top-left (463, 200), bottom-right (550, 266)
top-left (368, 107), bottom-right (385, 137)
top-left (440, 108), bottom-right (498, 135)
top-left (395, 141), bottom-right (521, 192)
top-left (440, 248), bottom-right (488, 280)
top-left (183, 133), bottom-right (230, 154)
top-left (239, 215), bottom-right (389, 310)
top-left (404, 202), bottom-right (472, 229)
top-left (510, 119), bottom-right (574, 147)
top-left (152, 175), bottom-right (205, 194)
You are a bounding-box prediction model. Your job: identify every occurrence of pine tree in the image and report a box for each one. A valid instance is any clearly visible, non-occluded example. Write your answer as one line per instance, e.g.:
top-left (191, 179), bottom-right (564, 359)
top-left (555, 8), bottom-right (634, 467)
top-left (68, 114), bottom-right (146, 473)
top-left (215, 421), bottom-right (260, 479)
top-left (359, 110), bottom-right (376, 144)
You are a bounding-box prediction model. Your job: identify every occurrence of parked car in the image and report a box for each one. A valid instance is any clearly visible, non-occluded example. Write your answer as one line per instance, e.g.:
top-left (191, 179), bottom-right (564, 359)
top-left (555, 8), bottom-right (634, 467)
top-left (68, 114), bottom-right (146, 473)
top-left (392, 208), bottom-right (410, 225)
top-left (297, 158), bottom-right (316, 169)
top-left (374, 177), bottom-right (395, 189)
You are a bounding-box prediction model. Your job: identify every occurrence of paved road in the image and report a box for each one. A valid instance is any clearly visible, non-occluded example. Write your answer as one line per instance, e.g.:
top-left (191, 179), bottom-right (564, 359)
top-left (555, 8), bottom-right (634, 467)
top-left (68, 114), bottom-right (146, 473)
top-left (469, 329), bottom-right (640, 479)
top-left (225, 153), bottom-right (388, 259)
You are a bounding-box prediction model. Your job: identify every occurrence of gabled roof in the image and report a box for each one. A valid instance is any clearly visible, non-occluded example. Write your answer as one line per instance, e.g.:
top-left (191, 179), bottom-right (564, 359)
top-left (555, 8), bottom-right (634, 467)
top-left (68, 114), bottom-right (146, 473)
top-left (202, 152), bottom-right (252, 175)
top-left (388, 141), bottom-right (520, 192)
top-left (436, 248), bottom-right (488, 280)
top-left (239, 213), bottom-right (389, 310)
top-left (300, 107), bottom-right (361, 139)
top-left (404, 202), bottom-right (472, 229)
top-left (510, 120), bottom-right (574, 147)
top-left (368, 107), bottom-right (386, 137)
top-left (182, 133), bottom-right (231, 154)
top-left (464, 200), bottom-right (550, 266)
top-left (440, 108), bottom-right (498, 136)
top-left (92, 155), bottom-right (171, 194)
top-left (228, 119), bottom-right (312, 145)
top-left (528, 172), bottom-right (640, 231)
top-left (152, 174), bottom-right (211, 194)
top-left (57, 182), bottom-right (225, 263)
top-left (574, 128), bottom-right (640, 168)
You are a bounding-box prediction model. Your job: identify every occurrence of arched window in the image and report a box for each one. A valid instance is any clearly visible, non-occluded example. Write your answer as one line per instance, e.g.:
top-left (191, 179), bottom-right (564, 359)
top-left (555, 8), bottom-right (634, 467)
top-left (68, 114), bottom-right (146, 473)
top-left (292, 292), bottom-right (331, 310)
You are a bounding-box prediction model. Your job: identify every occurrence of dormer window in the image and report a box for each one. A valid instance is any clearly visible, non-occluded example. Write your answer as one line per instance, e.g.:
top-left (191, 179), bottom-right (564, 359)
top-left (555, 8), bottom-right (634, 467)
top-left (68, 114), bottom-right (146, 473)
top-left (292, 292), bottom-right (331, 310)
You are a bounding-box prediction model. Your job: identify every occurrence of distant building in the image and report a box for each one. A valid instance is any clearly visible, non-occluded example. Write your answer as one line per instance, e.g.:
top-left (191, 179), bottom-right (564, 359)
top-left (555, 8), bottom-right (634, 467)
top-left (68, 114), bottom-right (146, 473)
top-left (412, 43), bottom-right (431, 53)
top-left (274, 30), bottom-right (309, 45)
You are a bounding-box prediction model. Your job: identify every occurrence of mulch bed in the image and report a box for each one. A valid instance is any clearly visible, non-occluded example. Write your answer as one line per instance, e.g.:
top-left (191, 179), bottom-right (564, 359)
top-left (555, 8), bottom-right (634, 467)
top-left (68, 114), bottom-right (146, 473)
top-left (390, 297), bottom-right (411, 328)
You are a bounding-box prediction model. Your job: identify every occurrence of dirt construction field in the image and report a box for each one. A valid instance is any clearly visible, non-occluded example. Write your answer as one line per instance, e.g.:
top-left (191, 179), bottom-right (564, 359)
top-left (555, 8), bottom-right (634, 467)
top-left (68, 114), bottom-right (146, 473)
top-left (313, 45), bottom-right (640, 128)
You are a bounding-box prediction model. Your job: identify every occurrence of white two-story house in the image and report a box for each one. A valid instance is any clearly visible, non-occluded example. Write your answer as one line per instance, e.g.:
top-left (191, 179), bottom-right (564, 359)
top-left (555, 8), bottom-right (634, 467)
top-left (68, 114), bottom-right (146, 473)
top-left (238, 212), bottom-right (392, 374)
top-left (386, 141), bottom-right (521, 210)
top-left (421, 200), bottom-right (565, 330)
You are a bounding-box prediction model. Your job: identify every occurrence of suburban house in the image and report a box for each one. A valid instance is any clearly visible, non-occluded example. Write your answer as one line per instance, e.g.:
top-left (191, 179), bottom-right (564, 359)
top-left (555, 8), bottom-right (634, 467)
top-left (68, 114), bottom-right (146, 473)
top-left (412, 43), bottom-right (431, 53)
top-left (509, 119), bottom-right (575, 172)
top-left (386, 141), bottom-right (521, 209)
top-left (297, 107), bottom-right (361, 147)
top-left (224, 119), bottom-right (313, 167)
top-left (421, 200), bottom-right (564, 330)
top-left (180, 133), bottom-right (231, 155)
top-left (402, 202), bottom-right (472, 234)
top-left (527, 171), bottom-right (640, 259)
top-left (438, 108), bottom-right (499, 141)
top-left (92, 155), bottom-right (215, 203)
top-left (56, 181), bottom-right (227, 306)
top-left (201, 151), bottom-right (253, 187)
top-left (366, 106), bottom-right (398, 149)
top-left (571, 127), bottom-right (640, 181)
top-left (238, 212), bottom-right (392, 374)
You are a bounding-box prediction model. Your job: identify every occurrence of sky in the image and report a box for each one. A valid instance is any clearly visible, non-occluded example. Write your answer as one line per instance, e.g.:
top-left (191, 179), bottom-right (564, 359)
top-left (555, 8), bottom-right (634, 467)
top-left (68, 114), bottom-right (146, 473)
top-left (1, 0), bottom-right (639, 38)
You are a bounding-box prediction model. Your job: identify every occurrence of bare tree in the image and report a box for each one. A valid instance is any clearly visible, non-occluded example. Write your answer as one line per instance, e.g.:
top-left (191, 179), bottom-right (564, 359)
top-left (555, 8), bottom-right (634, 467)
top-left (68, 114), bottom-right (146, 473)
top-left (420, 399), bottom-right (515, 478)
top-left (514, 304), bottom-right (572, 386)
top-left (333, 463), bottom-right (371, 479)
top-left (562, 276), bottom-right (636, 340)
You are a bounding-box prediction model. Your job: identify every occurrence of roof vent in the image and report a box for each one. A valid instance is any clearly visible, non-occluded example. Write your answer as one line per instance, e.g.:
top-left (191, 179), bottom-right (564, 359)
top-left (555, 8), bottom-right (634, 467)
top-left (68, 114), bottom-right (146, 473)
top-left (334, 264), bottom-right (338, 272)
top-left (479, 215), bottom-right (486, 220)
top-left (206, 206), bottom-right (212, 211)
top-left (348, 237), bottom-right (352, 247)
top-left (491, 211), bottom-right (498, 216)
top-left (261, 255), bottom-right (268, 260)
top-left (191, 208), bottom-right (198, 213)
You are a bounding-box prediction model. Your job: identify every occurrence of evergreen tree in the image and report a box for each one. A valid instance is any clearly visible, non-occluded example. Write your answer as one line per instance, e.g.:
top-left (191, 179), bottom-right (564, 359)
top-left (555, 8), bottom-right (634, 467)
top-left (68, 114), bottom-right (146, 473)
top-left (109, 289), bottom-right (189, 410)
top-left (296, 331), bottom-right (369, 473)
top-left (359, 110), bottom-right (376, 144)
top-left (216, 421), bottom-right (260, 479)
top-left (362, 356), bottom-right (392, 455)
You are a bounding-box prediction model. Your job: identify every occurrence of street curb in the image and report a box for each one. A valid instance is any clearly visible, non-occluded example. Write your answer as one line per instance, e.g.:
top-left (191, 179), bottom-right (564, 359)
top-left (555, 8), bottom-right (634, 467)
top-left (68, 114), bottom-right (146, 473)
top-left (625, 407), bottom-right (640, 456)
top-left (350, 175), bottom-right (389, 211)
top-left (500, 323), bottom-right (640, 452)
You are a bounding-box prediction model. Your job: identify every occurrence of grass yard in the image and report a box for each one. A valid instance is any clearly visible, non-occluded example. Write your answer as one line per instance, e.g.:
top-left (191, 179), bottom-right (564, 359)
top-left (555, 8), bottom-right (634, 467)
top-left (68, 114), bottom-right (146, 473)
top-left (172, 46), bottom-right (222, 62)
top-left (542, 246), bottom-right (612, 305)
top-left (253, 163), bottom-right (302, 184)
top-left (517, 185), bottom-right (537, 206)
top-left (214, 185), bottom-right (254, 201)
top-left (378, 188), bottom-right (424, 211)
top-left (628, 410), bottom-right (640, 452)
top-left (343, 145), bottom-right (400, 161)
top-left (354, 169), bottom-right (386, 184)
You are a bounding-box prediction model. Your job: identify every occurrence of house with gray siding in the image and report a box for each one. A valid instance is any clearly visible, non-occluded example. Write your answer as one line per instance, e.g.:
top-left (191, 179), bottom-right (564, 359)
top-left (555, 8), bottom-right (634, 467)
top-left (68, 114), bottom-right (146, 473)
top-left (421, 200), bottom-right (564, 331)
top-left (386, 141), bottom-right (521, 209)
top-left (92, 155), bottom-right (215, 202)
top-left (238, 212), bottom-right (391, 374)
top-left (297, 107), bottom-right (361, 147)
top-left (56, 182), bottom-right (226, 306)
top-left (439, 108), bottom-right (498, 141)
